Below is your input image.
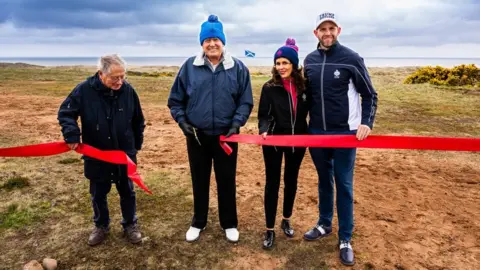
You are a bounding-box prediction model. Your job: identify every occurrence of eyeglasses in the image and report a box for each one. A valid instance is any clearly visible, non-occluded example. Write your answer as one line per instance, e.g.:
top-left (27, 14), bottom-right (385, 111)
top-left (108, 75), bottom-right (127, 82)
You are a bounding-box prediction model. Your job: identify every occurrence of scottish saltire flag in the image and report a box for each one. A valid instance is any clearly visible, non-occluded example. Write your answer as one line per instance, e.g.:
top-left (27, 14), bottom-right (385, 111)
top-left (245, 50), bottom-right (255, 58)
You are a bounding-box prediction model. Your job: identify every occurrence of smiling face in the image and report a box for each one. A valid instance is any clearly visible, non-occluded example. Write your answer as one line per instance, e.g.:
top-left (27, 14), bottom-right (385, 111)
top-left (202, 37), bottom-right (224, 60)
top-left (275, 57), bottom-right (293, 79)
top-left (314, 21), bottom-right (342, 49)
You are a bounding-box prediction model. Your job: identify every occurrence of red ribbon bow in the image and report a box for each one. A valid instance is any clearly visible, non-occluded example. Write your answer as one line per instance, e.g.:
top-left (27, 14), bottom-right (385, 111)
top-left (0, 142), bottom-right (152, 195)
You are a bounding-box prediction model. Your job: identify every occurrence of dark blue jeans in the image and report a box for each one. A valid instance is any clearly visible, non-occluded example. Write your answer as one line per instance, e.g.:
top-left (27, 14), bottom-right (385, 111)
top-left (308, 129), bottom-right (357, 242)
top-left (89, 177), bottom-right (138, 230)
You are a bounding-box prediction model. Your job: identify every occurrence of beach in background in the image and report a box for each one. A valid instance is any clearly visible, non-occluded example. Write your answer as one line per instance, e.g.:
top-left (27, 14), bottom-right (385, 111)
top-left (1, 56), bottom-right (479, 68)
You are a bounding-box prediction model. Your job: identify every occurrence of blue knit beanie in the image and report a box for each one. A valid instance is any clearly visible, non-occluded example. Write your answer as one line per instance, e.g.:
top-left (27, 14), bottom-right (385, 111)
top-left (199, 15), bottom-right (226, 45)
top-left (274, 38), bottom-right (299, 67)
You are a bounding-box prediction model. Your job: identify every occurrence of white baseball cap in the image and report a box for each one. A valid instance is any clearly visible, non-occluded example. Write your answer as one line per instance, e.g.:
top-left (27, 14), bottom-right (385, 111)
top-left (315, 12), bottom-right (339, 29)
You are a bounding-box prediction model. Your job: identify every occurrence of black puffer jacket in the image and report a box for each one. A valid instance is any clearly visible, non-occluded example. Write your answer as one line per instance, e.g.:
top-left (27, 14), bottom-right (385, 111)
top-left (57, 72), bottom-right (145, 181)
top-left (257, 79), bottom-right (309, 135)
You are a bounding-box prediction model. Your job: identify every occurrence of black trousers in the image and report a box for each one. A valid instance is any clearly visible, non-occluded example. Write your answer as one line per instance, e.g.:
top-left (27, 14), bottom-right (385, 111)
top-left (186, 134), bottom-right (238, 229)
top-left (263, 146), bottom-right (306, 228)
top-left (89, 177), bottom-right (137, 229)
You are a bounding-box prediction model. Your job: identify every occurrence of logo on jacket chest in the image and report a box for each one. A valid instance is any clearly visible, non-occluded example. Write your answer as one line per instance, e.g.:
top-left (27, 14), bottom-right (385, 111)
top-left (334, 69), bottom-right (340, 79)
top-left (302, 93), bottom-right (307, 102)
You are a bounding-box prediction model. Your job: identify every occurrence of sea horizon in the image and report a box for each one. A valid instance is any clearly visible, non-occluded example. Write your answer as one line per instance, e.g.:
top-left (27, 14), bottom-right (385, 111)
top-left (1, 56), bottom-right (480, 68)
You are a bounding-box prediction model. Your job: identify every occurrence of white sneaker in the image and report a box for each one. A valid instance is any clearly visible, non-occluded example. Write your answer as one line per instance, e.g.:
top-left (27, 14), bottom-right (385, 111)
top-left (186, 226), bottom-right (203, 242)
top-left (225, 228), bottom-right (239, 242)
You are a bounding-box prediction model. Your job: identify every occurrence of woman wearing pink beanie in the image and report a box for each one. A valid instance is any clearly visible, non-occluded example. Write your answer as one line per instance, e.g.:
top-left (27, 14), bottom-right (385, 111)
top-left (257, 38), bottom-right (309, 249)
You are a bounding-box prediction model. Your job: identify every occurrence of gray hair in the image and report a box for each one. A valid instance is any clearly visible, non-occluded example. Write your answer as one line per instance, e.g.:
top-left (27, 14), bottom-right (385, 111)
top-left (97, 54), bottom-right (127, 74)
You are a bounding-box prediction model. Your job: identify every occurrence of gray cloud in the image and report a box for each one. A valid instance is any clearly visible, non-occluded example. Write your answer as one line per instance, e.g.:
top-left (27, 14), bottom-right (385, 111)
top-left (334, 2), bottom-right (480, 47)
top-left (2, 0), bottom-right (203, 28)
top-left (0, 0), bottom-right (478, 57)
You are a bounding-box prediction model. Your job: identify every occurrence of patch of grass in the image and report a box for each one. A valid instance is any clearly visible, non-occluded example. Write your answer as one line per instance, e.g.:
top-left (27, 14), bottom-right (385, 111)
top-left (57, 158), bottom-right (81, 164)
top-left (46, 171), bottom-right (242, 269)
top-left (373, 81), bottom-right (480, 136)
top-left (1, 176), bottom-right (30, 191)
top-left (0, 66), bottom-right (91, 82)
top-left (283, 240), bottom-right (335, 269)
top-left (127, 70), bottom-right (176, 77)
top-left (0, 201), bottom-right (50, 229)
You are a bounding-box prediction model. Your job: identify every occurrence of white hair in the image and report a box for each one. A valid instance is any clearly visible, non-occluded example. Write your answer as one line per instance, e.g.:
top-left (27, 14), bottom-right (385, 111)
top-left (97, 54), bottom-right (127, 74)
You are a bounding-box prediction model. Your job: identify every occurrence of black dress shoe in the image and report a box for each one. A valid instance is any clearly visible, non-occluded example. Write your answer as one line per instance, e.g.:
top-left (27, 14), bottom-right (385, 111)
top-left (281, 219), bottom-right (294, 238)
top-left (263, 230), bottom-right (275, 249)
top-left (339, 240), bottom-right (355, 266)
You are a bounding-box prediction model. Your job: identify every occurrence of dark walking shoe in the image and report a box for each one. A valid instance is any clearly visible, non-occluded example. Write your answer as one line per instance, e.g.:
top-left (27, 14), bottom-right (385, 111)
top-left (281, 219), bottom-right (294, 238)
top-left (339, 240), bottom-right (355, 266)
top-left (263, 230), bottom-right (275, 249)
top-left (88, 226), bottom-right (109, 246)
top-left (303, 224), bottom-right (332, 241)
top-left (124, 224), bottom-right (142, 244)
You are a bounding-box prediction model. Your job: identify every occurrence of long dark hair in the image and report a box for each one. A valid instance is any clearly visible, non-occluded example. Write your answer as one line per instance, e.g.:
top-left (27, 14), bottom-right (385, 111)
top-left (270, 64), bottom-right (306, 94)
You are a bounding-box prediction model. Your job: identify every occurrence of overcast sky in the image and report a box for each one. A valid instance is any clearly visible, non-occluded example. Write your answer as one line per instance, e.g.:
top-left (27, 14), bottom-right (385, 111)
top-left (0, 0), bottom-right (479, 58)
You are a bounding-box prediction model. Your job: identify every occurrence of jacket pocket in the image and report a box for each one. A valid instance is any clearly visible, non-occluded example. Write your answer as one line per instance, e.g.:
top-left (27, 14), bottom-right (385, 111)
top-left (84, 157), bottom-right (113, 180)
top-left (123, 129), bottom-right (136, 152)
top-left (186, 84), bottom-right (198, 116)
top-left (227, 74), bottom-right (239, 100)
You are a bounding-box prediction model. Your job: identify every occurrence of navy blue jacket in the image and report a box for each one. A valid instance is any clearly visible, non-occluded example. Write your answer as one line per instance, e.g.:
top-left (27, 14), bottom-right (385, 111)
top-left (167, 53), bottom-right (254, 135)
top-left (57, 73), bottom-right (145, 181)
top-left (304, 42), bottom-right (378, 131)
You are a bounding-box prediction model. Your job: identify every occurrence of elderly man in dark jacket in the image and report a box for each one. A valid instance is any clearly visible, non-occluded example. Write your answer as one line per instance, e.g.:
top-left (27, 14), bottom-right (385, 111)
top-left (168, 15), bottom-right (253, 243)
top-left (57, 54), bottom-right (146, 246)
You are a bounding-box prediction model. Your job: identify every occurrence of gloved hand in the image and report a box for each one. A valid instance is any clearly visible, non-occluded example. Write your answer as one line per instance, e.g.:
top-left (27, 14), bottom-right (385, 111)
top-left (179, 121), bottom-right (194, 136)
top-left (225, 123), bottom-right (240, 138)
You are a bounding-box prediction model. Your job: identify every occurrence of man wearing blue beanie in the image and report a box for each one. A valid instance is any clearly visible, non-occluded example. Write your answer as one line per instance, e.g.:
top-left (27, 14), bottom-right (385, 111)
top-left (168, 14), bottom-right (253, 244)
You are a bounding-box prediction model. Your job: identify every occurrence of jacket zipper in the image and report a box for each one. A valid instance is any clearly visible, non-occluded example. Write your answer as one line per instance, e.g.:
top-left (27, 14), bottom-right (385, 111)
top-left (271, 121), bottom-right (277, 152)
top-left (287, 80), bottom-right (296, 152)
top-left (321, 53), bottom-right (327, 130)
top-left (266, 104), bottom-right (273, 133)
top-left (212, 72), bottom-right (215, 133)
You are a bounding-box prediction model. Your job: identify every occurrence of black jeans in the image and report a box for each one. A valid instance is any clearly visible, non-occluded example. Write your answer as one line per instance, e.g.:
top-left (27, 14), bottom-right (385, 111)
top-left (263, 146), bottom-right (306, 228)
top-left (89, 177), bottom-right (137, 229)
top-left (186, 134), bottom-right (238, 229)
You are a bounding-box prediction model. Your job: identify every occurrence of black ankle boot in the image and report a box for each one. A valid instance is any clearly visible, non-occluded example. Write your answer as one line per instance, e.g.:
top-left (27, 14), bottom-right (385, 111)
top-left (281, 219), bottom-right (294, 238)
top-left (263, 230), bottom-right (275, 249)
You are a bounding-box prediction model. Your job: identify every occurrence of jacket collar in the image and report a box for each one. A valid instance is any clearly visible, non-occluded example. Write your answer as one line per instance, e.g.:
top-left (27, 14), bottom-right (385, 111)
top-left (317, 41), bottom-right (341, 55)
top-left (89, 72), bottom-right (125, 96)
top-left (193, 50), bottom-right (235, 70)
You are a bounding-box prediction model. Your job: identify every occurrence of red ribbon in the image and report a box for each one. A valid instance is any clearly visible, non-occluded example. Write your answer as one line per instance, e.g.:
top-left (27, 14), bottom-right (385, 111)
top-left (219, 134), bottom-right (480, 154)
top-left (0, 142), bottom-right (152, 195)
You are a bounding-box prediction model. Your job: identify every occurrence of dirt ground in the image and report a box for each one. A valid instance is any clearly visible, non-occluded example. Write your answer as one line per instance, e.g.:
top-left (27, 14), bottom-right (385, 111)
top-left (0, 90), bottom-right (479, 269)
top-left (0, 65), bottom-right (479, 269)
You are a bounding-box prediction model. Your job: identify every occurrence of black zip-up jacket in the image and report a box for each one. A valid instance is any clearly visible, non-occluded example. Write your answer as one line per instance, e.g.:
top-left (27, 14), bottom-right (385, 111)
top-left (57, 73), bottom-right (145, 181)
top-left (258, 79), bottom-right (309, 136)
top-left (304, 42), bottom-right (378, 131)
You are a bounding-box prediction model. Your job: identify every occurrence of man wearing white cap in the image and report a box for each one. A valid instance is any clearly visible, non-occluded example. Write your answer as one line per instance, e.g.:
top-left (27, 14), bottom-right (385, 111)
top-left (303, 11), bottom-right (378, 266)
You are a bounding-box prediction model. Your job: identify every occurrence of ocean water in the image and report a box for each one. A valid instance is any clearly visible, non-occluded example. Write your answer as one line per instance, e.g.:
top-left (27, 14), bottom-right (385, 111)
top-left (0, 56), bottom-right (479, 68)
